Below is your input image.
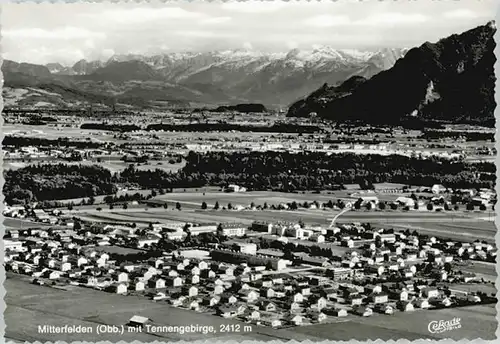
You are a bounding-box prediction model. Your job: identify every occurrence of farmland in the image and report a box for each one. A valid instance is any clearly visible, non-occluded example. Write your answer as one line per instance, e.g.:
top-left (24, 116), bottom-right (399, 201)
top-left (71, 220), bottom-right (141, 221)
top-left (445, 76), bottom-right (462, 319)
top-left (71, 198), bottom-right (497, 242)
top-left (294, 304), bottom-right (497, 340)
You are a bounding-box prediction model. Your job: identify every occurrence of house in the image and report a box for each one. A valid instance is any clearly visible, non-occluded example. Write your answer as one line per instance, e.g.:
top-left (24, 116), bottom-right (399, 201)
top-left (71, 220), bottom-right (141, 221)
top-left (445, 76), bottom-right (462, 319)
top-left (251, 221), bottom-right (273, 233)
top-left (430, 297), bottom-right (453, 307)
top-left (186, 274), bottom-right (200, 285)
top-left (467, 294), bottom-right (481, 303)
top-left (148, 277), bottom-right (166, 289)
top-left (109, 283), bottom-right (128, 295)
top-left (245, 310), bottom-right (260, 320)
top-left (203, 296), bottom-right (221, 307)
top-left (329, 308), bottom-right (348, 317)
top-left (198, 261), bottom-right (209, 270)
top-left (239, 289), bottom-right (259, 303)
top-left (397, 301), bottom-right (414, 312)
top-left (208, 285), bottom-right (225, 295)
top-left (116, 272), bottom-right (129, 283)
top-left (353, 306), bottom-right (373, 317)
top-left (413, 299), bottom-right (430, 309)
top-left (432, 184), bottom-right (447, 194)
top-left (182, 299), bottom-right (200, 311)
top-left (200, 269), bottom-right (216, 279)
top-left (182, 286), bottom-right (198, 297)
top-left (422, 287), bottom-right (439, 298)
top-left (290, 292), bottom-right (304, 303)
top-left (308, 311), bottom-right (327, 323)
top-left (259, 301), bottom-right (277, 312)
top-left (348, 295), bottom-right (363, 306)
top-left (298, 286), bottom-right (311, 296)
top-left (166, 276), bottom-right (183, 287)
top-left (370, 292), bottom-right (389, 304)
top-left (260, 317), bottom-right (281, 328)
top-left (309, 296), bottom-right (327, 310)
top-left (285, 301), bottom-right (301, 312)
top-left (374, 304), bottom-right (394, 315)
top-left (365, 285), bottom-right (383, 294)
top-left (217, 305), bottom-right (246, 318)
top-left (221, 294), bottom-right (238, 304)
top-left (217, 223), bottom-right (247, 237)
top-left (170, 296), bottom-right (186, 307)
top-left (390, 289), bottom-right (409, 301)
top-left (190, 267), bottom-right (201, 276)
top-left (127, 315), bottom-right (152, 328)
top-left (131, 280), bottom-right (145, 292)
top-left (260, 287), bottom-right (275, 298)
top-left (285, 313), bottom-right (303, 326)
top-left (48, 270), bottom-right (61, 280)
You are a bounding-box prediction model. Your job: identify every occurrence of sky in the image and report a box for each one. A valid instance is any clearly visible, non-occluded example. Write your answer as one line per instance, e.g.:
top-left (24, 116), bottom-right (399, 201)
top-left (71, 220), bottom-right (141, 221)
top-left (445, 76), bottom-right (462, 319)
top-left (2, 0), bottom-right (498, 66)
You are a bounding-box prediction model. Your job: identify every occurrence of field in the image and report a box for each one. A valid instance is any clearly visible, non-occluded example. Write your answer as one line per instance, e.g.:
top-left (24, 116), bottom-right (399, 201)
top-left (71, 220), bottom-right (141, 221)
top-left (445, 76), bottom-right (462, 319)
top-left (7, 273), bottom-right (496, 342)
top-left (294, 304), bottom-right (497, 340)
top-left (3, 156), bottom-right (186, 174)
top-left (461, 261), bottom-right (497, 283)
top-left (73, 202), bottom-right (497, 242)
top-left (3, 217), bottom-right (52, 230)
top-left (5, 275), bottom-right (324, 342)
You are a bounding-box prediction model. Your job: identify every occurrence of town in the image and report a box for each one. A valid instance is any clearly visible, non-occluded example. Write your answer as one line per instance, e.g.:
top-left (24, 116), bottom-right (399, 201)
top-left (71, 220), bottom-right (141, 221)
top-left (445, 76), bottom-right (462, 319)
top-left (3, 3), bottom-right (498, 342)
top-left (4, 183), bottom-right (497, 333)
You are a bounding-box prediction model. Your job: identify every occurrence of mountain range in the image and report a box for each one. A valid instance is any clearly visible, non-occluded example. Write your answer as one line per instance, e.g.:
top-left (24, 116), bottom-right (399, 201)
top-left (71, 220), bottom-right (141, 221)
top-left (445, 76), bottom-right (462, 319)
top-left (2, 47), bottom-right (407, 109)
top-left (287, 22), bottom-right (497, 127)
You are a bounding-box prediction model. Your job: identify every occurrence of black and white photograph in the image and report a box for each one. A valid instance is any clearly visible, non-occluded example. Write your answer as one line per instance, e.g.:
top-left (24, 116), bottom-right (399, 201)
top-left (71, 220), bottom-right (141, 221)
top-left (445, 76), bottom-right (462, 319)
top-left (2, 0), bottom-right (498, 342)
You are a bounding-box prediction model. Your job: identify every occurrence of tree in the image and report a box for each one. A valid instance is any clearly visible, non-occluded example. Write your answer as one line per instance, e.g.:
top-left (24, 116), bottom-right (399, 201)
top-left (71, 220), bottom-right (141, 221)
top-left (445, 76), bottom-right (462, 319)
top-left (109, 204), bottom-right (114, 210)
top-left (390, 203), bottom-right (398, 210)
top-left (427, 203), bottom-right (434, 211)
top-left (123, 203), bottom-right (128, 209)
top-left (354, 199), bottom-right (362, 210)
top-left (74, 220), bottom-right (82, 230)
top-left (89, 196), bottom-right (95, 205)
top-left (378, 202), bottom-right (386, 210)
top-left (290, 201), bottom-right (298, 210)
top-left (163, 203), bottom-right (168, 209)
top-left (466, 203), bottom-right (475, 211)
top-left (201, 202), bottom-right (208, 210)
top-left (176, 202), bottom-right (182, 210)
top-left (479, 204), bottom-right (487, 211)
top-left (227, 203), bottom-right (233, 210)
top-left (214, 201), bottom-right (220, 210)
top-left (365, 202), bottom-right (373, 210)
top-left (96, 207), bottom-right (102, 211)
top-left (263, 202), bottom-right (268, 210)
top-left (250, 202), bottom-right (256, 209)
top-left (151, 190), bottom-right (157, 197)
top-left (414, 203), bottom-right (419, 210)
top-left (67, 204), bottom-right (73, 211)
top-left (454, 204), bottom-right (459, 211)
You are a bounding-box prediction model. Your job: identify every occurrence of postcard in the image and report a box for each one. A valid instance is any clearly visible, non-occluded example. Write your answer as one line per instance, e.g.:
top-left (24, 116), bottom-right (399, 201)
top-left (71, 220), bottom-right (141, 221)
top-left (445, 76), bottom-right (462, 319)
top-left (2, 0), bottom-right (498, 342)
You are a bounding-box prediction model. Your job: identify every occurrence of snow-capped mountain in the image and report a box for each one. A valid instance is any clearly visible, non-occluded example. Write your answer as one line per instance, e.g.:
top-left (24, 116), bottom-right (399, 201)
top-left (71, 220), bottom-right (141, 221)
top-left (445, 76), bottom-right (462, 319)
top-left (4, 47), bottom-right (407, 108)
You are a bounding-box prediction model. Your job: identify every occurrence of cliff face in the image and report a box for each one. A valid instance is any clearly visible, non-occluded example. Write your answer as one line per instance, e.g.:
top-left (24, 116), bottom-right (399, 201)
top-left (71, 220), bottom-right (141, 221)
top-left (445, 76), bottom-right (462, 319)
top-left (287, 22), bottom-right (497, 127)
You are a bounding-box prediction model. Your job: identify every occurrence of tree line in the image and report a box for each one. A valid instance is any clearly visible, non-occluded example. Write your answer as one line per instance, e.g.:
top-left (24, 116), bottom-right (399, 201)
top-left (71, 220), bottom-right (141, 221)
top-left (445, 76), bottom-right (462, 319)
top-left (4, 163), bottom-right (116, 205)
top-left (4, 151), bottom-right (495, 205)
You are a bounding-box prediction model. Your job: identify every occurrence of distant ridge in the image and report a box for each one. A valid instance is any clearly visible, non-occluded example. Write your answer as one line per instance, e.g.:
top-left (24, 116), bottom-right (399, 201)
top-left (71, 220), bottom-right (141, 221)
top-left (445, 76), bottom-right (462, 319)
top-left (2, 47), bottom-right (406, 108)
top-left (287, 22), bottom-right (497, 127)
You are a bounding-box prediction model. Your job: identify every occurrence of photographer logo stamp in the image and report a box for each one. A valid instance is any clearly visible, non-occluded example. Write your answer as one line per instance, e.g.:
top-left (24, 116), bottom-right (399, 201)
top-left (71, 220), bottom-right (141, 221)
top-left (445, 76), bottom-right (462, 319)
top-left (428, 318), bottom-right (462, 334)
